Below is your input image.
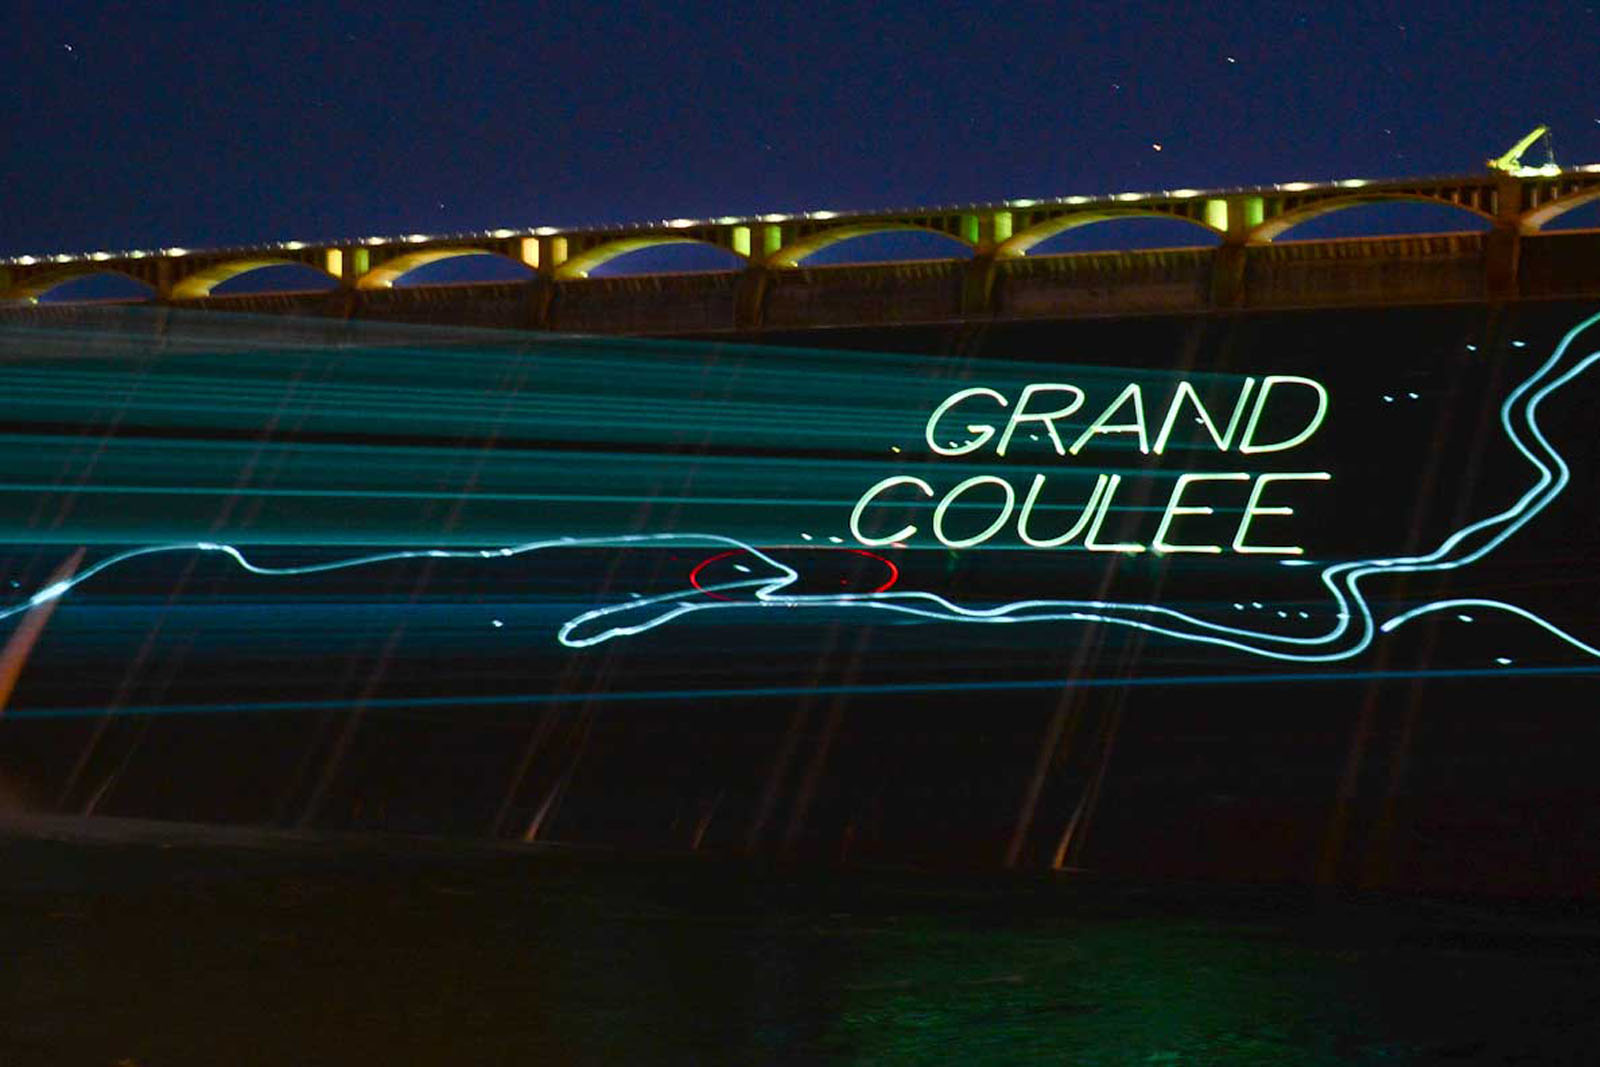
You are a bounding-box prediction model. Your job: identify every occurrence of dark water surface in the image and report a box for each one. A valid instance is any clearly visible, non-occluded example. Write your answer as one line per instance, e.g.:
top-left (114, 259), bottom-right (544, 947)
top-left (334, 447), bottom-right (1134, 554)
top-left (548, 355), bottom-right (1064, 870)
top-left (2, 818), bottom-right (1597, 1065)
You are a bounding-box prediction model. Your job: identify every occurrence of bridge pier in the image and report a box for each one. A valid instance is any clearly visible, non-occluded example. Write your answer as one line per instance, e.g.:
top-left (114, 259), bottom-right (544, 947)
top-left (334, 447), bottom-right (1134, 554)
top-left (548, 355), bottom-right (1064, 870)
top-left (152, 259), bottom-right (174, 300)
top-left (1209, 244), bottom-right (1248, 308)
top-left (1485, 226), bottom-right (1522, 300)
top-left (734, 266), bottom-right (770, 329)
top-left (1483, 171), bottom-right (1528, 301)
top-left (961, 254), bottom-right (998, 316)
top-left (527, 277), bottom-right (557, 329)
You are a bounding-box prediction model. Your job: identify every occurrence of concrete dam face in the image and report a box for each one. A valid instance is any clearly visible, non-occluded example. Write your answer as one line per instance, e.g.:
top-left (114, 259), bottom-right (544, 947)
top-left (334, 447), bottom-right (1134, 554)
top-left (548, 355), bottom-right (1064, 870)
top-left (1, 287), bottom-right (1598, 894)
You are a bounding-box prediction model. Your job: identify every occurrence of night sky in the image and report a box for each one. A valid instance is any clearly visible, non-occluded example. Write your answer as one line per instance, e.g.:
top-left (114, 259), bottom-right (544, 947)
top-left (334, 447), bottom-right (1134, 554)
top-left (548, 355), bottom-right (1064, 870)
top-left (5, 0), bottom-right (1600, 259)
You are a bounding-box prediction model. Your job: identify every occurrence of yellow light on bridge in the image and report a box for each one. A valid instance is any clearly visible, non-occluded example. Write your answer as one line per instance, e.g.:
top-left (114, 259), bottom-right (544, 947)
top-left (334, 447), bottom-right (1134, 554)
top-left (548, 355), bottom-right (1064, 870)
top-left (1279, 182), bottom-right (1315, 192)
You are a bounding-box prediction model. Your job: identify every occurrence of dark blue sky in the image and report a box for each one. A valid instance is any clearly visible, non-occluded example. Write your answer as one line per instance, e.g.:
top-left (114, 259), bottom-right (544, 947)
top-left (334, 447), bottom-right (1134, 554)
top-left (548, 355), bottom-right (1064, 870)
top-left (5, 0), bottom-right (1599, 256)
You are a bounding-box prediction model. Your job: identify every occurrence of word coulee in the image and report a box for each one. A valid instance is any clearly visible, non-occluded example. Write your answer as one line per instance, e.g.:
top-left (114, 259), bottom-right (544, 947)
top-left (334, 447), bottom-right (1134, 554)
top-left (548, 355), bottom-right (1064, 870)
top-left (849, 376), bottom-right (1332, 554)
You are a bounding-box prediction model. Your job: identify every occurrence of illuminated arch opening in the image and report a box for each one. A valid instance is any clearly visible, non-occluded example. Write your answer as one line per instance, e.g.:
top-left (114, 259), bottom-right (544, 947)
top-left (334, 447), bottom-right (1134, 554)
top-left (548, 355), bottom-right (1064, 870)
top-left (22, 271), bottom-right (156, 303)
top-left (586, 241), bottom-right (746, 277)
top-left (211, 262), bottom-right (340, 295)
top-left (1012, 214), bottom-right (1223, 256)
top-left (172, 259), bottom-right (338, 299)
top-left (1524, 187), bottom-right (1600, 231)
top-left (557, 237), bottom-right (744, 279)
top-left (1254, 196), bottom-right (1493, 241)
top-left (771, 225), bottom-right (974, 267)
top-left (358, 249), bottom-right (535, 289)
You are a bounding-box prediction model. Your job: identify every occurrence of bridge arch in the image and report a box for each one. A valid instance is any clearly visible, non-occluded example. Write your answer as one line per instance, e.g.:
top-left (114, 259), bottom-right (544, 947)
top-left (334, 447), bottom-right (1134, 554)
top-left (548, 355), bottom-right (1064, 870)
top-left (357, 247), bottom-right (534, 289)
top-left (5, 268), bottom-right (156, 303)
top-left (997, 210), bottom-right (1222, 257)
top-left (769, 224), bottom-right (975, 268)
top-left (1522, 186), bottom-right (1600, 231)
top-left (171, 258), bottom-right (338, 299)
top-left (556, 236), bottom-right (746, 279)
top-left (1251, 194), bottom-right (1495, 242)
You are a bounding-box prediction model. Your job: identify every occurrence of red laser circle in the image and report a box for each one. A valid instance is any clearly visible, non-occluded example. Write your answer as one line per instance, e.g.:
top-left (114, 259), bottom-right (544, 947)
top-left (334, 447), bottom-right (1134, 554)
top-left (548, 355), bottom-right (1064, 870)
top-left (688, 547), bottom-right (900, 601)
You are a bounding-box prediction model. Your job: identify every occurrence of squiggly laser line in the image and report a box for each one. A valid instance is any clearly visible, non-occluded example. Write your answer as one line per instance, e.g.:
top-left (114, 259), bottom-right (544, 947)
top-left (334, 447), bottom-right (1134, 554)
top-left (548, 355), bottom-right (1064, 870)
top-left (0, 534), bottom-right (796, 627)
top-left (4, 313), bottom-right (1599, 664)
top-left (558, 310), bottom-right (1600, 659)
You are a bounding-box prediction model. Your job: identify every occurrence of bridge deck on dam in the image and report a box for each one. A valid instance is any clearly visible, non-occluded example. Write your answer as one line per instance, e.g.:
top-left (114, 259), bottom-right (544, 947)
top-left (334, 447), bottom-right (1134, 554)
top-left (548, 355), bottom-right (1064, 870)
top-left (5, 228), bottom-right (1600, 336)
top-left (6, 165), bottom-right (1600, 333)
